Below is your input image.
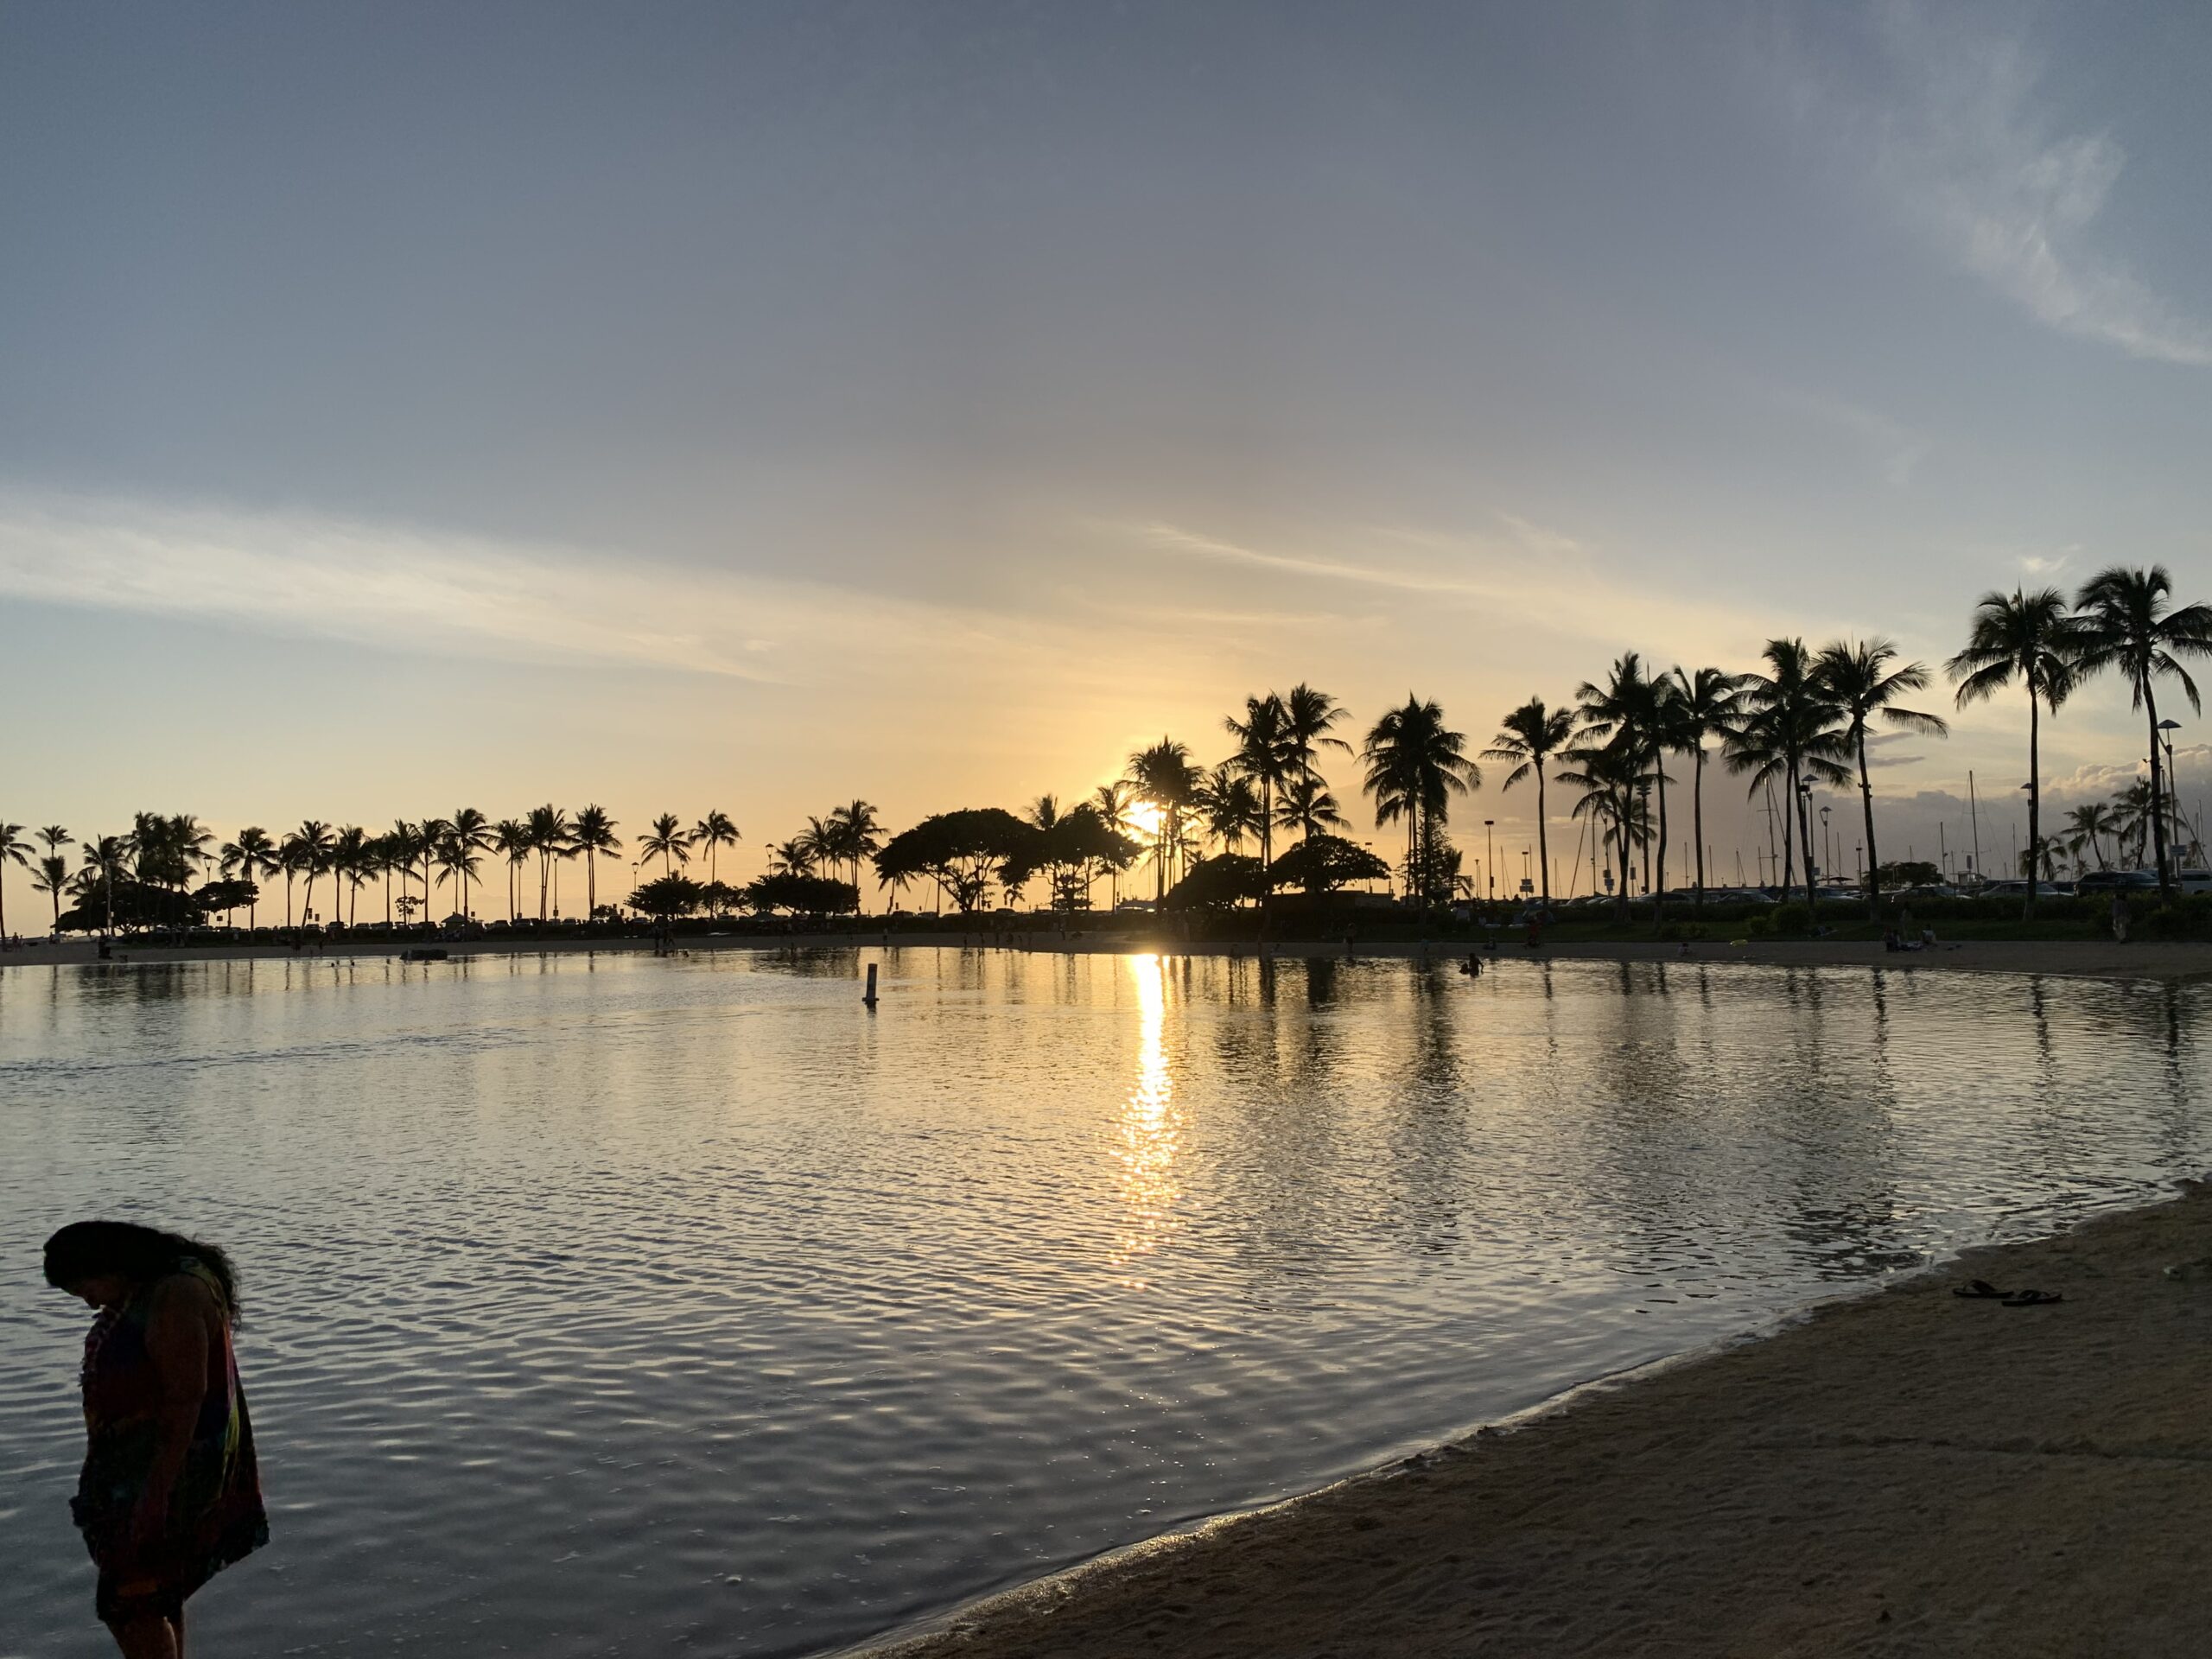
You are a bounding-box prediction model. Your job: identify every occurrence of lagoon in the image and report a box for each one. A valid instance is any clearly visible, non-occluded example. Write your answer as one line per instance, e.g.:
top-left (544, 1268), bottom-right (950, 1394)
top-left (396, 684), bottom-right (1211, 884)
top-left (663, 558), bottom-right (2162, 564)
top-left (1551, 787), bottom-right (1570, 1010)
top-left (2, 948), bottom-right (2207, 1656)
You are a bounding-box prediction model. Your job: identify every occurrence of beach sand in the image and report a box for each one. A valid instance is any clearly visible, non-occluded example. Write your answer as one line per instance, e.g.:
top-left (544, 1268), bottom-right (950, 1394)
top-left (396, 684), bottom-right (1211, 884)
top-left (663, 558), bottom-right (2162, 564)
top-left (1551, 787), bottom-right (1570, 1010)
top-left (861, 1185), bottom-right (2212, 1658)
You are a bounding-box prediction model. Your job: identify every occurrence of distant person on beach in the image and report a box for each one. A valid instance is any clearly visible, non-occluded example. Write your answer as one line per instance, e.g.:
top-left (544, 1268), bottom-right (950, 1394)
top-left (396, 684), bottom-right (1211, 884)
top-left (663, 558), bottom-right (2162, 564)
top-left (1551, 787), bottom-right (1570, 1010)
top-left (42, 1221), bottom-right (269, 1659)
top-left (2113, 891), bottom-right (2131, 944)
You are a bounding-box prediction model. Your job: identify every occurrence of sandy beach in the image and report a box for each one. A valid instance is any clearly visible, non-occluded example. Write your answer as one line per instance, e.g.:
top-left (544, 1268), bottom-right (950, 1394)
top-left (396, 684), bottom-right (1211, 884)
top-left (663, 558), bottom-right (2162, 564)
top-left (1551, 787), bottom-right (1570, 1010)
top-left (12, 931), bottom-right (2212, 982)
top-left (861, 1183), bottom-right (2212, 1658)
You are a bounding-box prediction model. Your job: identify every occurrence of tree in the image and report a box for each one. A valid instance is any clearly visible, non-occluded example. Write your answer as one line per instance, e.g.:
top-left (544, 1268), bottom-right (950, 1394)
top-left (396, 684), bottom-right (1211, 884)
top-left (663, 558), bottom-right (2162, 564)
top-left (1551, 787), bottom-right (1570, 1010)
top-left (1224, 694), bottom-right (1293, 875)
top-left (492, 819), bottom-right (530, 922)
top-left (0, 823), bottom-right (29, 943)
top-left (79, 835), bottom-right (130, 939)
top-left (286, 821), bottom-right (334, 928)
top-left (1273, 773), bottom-right (1345, 842)
top-left (524, 804), bottom-right (574, 922)
top-left (1267, 833), bottom-right (1390, 896)
top-left (1127, 739), bottom-right (1202, 904)
top-left (1360, 695), bottom-right (1478, 910)
top-left (1725, 640), bottom-right (1848, 909)
top-left (744, 872), bottom-right (860, 917)
top-left (572, 806), bottom-right (622, 921)
top-left (1090, 782), bottom-right (1137, 908)
top-left (1163, 854), bottom-right (1269, 912)
top-left (766, 836), bottom-right (816, 876)
top-left (1816, 639), bottom-right (1949, 913)
top-left (444, 809), bottom-right (492, 920)
top-left (1483, 697), bottom-right (1576, 906)
top-left (1557, 740), bottom-right (1640, 902)
top-left (692, 809), bottom-right (741, 888)
top-left (641, 812), bottom-right (690, 880)
top-left (331, 825), bottom-right (371, 926)
top-left (873, 808), bottom-right (1035, 914)
top-left (1280, 683), bottom-right (1353, 793)
top-left (628, 874), bottom-right (705, 920)
top-left (826, 800), bottom-right (882, 899)
top-left (1193, 764), bottom-right (1265, 857)
top-left (1946, 588), bottom-right (2080, 917)
top-left (2065, 802), bottom-right (2120, 871)
top-left (1876, 860), bottom-right (1942, 889)
top-left (1667, 667), bottom-right (1745, 908)
top-left (33, 853), bottom-right (70, 938)
top-left (2072, 565), bottom-right (2212, 900)
top-left (220, 828), bottom-right (277, 930)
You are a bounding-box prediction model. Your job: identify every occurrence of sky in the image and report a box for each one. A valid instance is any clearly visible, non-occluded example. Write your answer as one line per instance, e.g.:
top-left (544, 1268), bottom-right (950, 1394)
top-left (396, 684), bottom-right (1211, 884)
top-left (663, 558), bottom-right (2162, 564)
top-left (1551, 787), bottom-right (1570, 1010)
top-left (4, 0), bottom-right (2212, 908)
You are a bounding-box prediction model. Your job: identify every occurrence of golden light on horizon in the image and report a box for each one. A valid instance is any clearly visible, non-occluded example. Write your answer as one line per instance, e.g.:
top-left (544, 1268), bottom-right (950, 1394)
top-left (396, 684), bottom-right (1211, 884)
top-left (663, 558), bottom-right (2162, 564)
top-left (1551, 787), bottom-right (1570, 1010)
top-left (1124, 800), bottom-right (1164, 840)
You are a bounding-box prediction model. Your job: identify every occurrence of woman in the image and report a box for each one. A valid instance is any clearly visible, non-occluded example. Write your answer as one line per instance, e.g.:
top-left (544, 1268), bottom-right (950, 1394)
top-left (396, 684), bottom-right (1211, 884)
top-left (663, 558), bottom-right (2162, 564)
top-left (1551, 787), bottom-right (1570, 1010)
top-left (42, 1221), bottom-right (269, 1659)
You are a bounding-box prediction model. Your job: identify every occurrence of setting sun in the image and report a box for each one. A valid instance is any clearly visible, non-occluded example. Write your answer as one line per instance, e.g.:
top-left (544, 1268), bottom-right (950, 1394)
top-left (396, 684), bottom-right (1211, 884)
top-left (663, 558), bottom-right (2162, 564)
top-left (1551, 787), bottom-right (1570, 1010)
top-left (1123, 800), bottom-right (1164, 841)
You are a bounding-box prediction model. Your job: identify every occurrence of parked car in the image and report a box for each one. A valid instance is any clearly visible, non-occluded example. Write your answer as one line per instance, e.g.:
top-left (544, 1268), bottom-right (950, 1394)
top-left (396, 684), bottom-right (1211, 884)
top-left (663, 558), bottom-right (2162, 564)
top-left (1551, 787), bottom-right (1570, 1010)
top-left (2075, 869), bottom-right (2159, 894)
top-left (1978, 880), bottom-right (2072, 899)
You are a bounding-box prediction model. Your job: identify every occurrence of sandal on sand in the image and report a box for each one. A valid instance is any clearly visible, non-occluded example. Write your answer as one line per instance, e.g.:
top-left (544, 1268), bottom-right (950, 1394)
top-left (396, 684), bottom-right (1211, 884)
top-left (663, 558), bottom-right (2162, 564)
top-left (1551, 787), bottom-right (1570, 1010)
top-left (2001, 1289), bottom-right (2063, 1306)
top-left (1951, 1280), bottom-right (2007, 1299)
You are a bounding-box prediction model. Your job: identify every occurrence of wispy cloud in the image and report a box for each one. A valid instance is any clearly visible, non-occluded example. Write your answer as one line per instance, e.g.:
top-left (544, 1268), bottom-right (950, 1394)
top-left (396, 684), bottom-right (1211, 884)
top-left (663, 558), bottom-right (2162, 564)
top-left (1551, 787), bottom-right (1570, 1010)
top-left (1815, 3), bottom-right (2212, 367)
top-left (1132, 522), bottom-right (1485, 596)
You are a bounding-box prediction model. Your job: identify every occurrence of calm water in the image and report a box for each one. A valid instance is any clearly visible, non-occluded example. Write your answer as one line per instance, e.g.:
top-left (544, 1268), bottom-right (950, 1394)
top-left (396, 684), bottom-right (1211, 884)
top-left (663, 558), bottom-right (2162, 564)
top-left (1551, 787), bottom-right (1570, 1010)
top-left (3, 948), bottom-right (2208, 1657)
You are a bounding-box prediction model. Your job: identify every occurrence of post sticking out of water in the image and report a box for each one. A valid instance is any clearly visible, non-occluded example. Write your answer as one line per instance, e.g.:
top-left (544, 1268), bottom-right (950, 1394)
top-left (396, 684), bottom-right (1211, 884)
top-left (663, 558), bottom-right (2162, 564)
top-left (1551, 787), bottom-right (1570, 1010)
top-left (863, 963), bottom-right (879, 1007)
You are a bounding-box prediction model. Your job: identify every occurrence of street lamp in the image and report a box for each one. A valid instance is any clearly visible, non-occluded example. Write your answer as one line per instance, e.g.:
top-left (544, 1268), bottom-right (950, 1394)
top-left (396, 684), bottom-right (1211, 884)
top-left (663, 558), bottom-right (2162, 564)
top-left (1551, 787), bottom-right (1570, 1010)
top-left (2158, 718), bottom-right (2183, 872)
top-left (1820, 804), bottom-right (1832, 883)
top-left (1484, 820), bottom-right (1495, 901)
top-left (1797, 780), bottom-right (1815, 898)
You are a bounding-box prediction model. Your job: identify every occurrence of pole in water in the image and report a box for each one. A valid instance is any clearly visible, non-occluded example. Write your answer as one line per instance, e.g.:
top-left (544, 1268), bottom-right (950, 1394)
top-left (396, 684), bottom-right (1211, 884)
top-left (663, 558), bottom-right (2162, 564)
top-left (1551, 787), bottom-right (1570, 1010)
top-left (863, 963), bottom-right (879, 1007)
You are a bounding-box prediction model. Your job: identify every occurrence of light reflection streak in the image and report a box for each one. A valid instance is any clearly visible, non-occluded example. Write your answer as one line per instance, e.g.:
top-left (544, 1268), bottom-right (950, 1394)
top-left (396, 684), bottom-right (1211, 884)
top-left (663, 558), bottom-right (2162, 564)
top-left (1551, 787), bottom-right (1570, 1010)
top-left (1110, 953), bottom-right (1183, 1286)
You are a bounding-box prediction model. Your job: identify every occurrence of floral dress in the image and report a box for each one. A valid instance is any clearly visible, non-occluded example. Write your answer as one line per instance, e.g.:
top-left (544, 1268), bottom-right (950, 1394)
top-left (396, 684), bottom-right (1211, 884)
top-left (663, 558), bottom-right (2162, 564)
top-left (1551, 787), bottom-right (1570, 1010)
top-left (72, 1261), bottom-right (268, 1623)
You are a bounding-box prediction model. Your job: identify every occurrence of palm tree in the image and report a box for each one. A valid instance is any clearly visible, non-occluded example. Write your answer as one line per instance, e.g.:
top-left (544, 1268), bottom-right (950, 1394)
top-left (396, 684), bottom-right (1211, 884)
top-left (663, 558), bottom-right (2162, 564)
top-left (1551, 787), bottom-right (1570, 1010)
top-left (1483, 697), bottom-right (1576, 906)
top-left (766, 837), bottom-right (815, 876)
top-left (1127, 738), bottom-right (1202, 903)
top-left (1947, 588), bottom-right (2080, 916)
top-left (1224, 694), bottom-right (1293, 874)
top-left (1360, 695), bottom-right (1478, 909)
top-left (2072, 565), bottom-right (2212, 899)
top-left (1556, 740), bottom-right (1639, 903)
top-left (1575, 654), bottom-right (1669, 912)
top-left (490, 819), bottom-right (530, 921)
top-left (571, 806), bottom-right (621, 921)
top-left (1665, 667), bottom-right (1745, 907)
top-left (79, 834), bottom-right (130, 940)
top-left (414, 817), bottom-right (450, 926)
top-left (2065, 802), bottom-right (2121, 872)
top-left (445, 809), bottom-right (493, 921)
top-left (1090, 782), bottom-right (1136, 908)
top-left (641, 813), bottom-right (690, 880)
top-left (1194, 764), bottom-right (1265, 855)
top-left (0, 823), bottom-right (29, 943)
top-left (435, 830), bottom-right (481, 922)
top-left (330, 826), bottom-right (371, 927)
top-left (797, 816), bottom-right (840, 878)
top-left (826, 801), bottom-right (881, 897)
top-left (1273, 773), bottom-right (1344, 842)
top-left (33, 853), bottom-right (69, 938)
top-left (524, 805), bottom-right (574, 922)
top-left (1817, 639), bottom-right (1949, 912)
top-left (1726, 640), bottom-right (1847, 909)
top-left (692, 810), bottom-right (741, 888)
top-left (1281, 683), bottom-right (1353, 789)
top-left (219, 827), bottom-right (276, 930)
top-left (287, 821), bottom-right (334, 929)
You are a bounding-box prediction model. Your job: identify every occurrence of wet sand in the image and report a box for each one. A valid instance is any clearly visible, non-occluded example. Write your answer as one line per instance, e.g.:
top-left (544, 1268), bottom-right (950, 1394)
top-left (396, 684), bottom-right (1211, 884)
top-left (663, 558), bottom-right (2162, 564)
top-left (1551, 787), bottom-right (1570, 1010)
top-left (11, 932), bottom-right (2212, 982)
top-left (861, 1183), bottom-right (2212, 1658)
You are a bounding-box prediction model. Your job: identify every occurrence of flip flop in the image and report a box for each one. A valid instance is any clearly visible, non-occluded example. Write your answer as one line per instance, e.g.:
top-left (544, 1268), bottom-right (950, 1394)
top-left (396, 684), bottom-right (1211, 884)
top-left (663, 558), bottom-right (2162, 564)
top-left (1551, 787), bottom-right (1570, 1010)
top-left (1951, 1279), bottom-right (2007, 1299)
top-left (2001, 1289), bottom-right (2063, 1306)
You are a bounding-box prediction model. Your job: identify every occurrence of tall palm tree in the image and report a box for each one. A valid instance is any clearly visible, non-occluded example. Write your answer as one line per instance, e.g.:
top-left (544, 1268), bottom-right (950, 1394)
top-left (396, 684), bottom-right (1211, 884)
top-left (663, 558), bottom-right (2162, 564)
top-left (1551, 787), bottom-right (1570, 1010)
top-left (524, 804), bottom-right (574, 922)
top-left (330, 826), bottom-right (371, 927)
top-left (571, 806), bottom-right (621, 920)
top-left (0, 823), bottom-right (29, 943)
top-left (219, 827), bottom-right (276, 930)
top-left (39, 824), bottom-right (74, 861)
top-left (1090, 782), bottom-right (1135, 908)
top-left (1126, 738), bottom-right (1202, 903)
top-left (826, 801), bottom-right (881, 896)
top-left (1194, 764), bottom-right (1265, 855)
top-left (1726, 639), bottom-right (1847, 909)
top-left (445, 809), bottom-right (493, 921)
top-left (1280, 683), bottom-right (1353, 791)
top-left (692, 810), bottom-right (741, 888)
top-left (435, 830), bottom-right (481, 922)
top-left (415, 817), bottom-right (450, 926)
top-left (796, 816), bottom-right (840, 877)
top-left (33, 853), bottom-right (69, 938)
top-left (2065, 802), bottom-right (2120, 872)
top-left (79, 834), bottom-right (130, 940)
top-left (287, 821), bottom-right (334, 928)
top-left (1816, 639), bottom-right (1949, 912)
top-left (490, 819), bottom-right (529, 921)
top-left (641, 813), bottom-right (690, 880)
top-left (1272, 773), bottom-right (1344, 842)
top-left (2072, 565), bottom-right (2212, 899)
top-left (1556, 740), bottom-right (1640, 903)
top-left (1947, 588), bottom-right (2080, 916)
top-left (1224, 694), bottom-right (1293, 874)
top-left (1360, 695), bottom-right (1478, 909)
top-left (1483, 696), bottom-right (1576, 906)
top-left (1666, 667), bottom-right (1745, 907)
top-left (766, 836), bottom-right (815, 876)
top-left (1574, 654), bottom-right (1668, 912)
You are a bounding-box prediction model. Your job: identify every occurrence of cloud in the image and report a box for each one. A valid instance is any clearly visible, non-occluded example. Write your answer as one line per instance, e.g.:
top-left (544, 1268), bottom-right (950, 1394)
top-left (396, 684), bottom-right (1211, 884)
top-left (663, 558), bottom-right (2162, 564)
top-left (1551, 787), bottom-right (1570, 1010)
top-left (0, 486), bottom-right (1093, 687)
top-left (1816, 3), bottom-right (2212, 367)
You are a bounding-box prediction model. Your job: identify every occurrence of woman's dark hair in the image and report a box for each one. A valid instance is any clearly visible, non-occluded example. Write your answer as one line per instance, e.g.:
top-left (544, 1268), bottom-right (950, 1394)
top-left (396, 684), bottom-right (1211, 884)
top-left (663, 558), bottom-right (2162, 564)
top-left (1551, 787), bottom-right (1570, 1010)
top-left (42, 1221), bottom-right (239, 1318)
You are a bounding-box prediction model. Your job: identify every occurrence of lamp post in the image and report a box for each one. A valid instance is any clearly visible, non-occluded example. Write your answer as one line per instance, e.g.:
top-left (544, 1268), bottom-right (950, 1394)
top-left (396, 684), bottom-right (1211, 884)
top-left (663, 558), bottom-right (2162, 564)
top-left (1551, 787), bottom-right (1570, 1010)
top-left (1484, 820), bottom-right (1495, 902)
top-left (1797, 779), bottom-right (1815, 906)
top-left (2019, 782), bottom-right (2035, 884)
top-left (2158, 718), bottom-right (2183, 873)
top-left (1820, 804), bottom-right (1832, 884)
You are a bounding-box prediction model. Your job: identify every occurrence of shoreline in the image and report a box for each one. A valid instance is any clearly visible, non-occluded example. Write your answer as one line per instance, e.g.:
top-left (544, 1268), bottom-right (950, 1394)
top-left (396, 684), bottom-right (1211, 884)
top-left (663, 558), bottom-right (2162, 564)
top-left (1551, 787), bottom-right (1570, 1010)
top-left (10, 931), bottom-right (2212, 982)
top-left (856, 1182), bottom-right (2212, 1658)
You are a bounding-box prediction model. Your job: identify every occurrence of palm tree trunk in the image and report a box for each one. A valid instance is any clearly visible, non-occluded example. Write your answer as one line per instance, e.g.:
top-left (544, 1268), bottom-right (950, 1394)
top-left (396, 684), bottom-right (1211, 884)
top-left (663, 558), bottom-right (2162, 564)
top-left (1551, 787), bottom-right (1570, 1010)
top-left (2146, 681), bottom-right (2171, 899)
top-left (1858, 724), bottom-right (1881, 917)
top-left (1653, 760), bottom-right (1669, 925)
top-left (1691, 747), bottom-right (1706, 906)
top-left (2024, 686), bottom-right (2041, 919)
top-left (587, 851), bottom-right (596, 919)
top-left (1537, 765), bottom-right (1553, 905)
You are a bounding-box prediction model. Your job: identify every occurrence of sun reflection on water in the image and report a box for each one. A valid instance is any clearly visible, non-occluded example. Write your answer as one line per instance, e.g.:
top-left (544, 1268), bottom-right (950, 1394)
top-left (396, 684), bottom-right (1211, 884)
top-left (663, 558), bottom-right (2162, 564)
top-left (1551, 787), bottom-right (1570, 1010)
top-left (1110, 952), bottom-right (1183, 1286)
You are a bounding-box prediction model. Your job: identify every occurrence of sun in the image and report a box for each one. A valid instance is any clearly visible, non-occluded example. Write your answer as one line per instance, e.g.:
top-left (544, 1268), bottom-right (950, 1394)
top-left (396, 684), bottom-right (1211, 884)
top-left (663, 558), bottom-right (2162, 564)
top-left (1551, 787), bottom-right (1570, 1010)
top-left (1124, 800), bottom-right (1164, 840)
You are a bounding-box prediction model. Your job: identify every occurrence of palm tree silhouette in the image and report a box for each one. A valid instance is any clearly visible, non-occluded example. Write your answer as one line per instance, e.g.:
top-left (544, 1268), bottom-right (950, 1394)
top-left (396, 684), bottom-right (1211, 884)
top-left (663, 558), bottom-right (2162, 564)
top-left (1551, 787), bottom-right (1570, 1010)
top-left (571, 806), bottom-right (622, 920)
top-left (79, 835), bottom-right (130, 940)
top-left (2065, 802), bottom-right (2120, 871)
top-left (826, 800), bottom-right (881, 899)
top-left (524, 805), bottom-right (575, 921)
top-left (1666, 667), bottom-right (1745, 907)
top-left (1281, 683), bottom-right (1353, 788)
top-left (1484, 697), bottom-right (1575, 905)
top-left (1090, 782), bottom-right (1136, 907)
top-left (33, 852), bottom-right (69, 938)
top-left (288, 821), bottom-right (334, 928)
top-left (692, 810), bottom-right (741, 889)
top-left (1360, 696), bottom-right (1477, 909)
top-left (1224, 694), bottom-right (1293, 876)
top-left (2071, 565), bottom-right (2212, 899)
top-left (491, 819), bottom-right (530, 921)
top-left (0, 823), bottom-right (29, 943)
top-left (1947, 588), bottom-right (2080, 915)
top-left (1272, 773), bottom-right (1344, 842)
top-left (1195, 763), bottom-right (1265, 856)
top-left (219, 827), bottom-right (276, 930)
top-left (642, 813), bottom-right (691, 880)
top-left (1816, 639), bottom-right (1948, 911)
top-left (1726, 640), bottom-right (1847, 909)
top-left (1575, 655), bottom-right (1668, 912)
top-left (445, 809), bottom-right (493, 921)
top-left (415, 818), bottom-right (450, 927)
top-left (1127, 738), bottom-right (1201, 903)
top-left (331, 825), bottom-right (371, 926)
